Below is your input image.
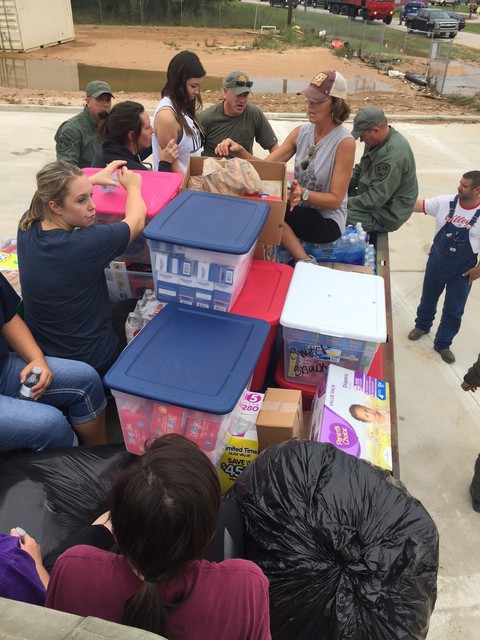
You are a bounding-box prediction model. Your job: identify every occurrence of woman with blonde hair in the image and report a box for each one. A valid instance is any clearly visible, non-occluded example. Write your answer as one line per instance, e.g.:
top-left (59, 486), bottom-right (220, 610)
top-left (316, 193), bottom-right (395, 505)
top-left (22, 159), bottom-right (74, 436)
top-left (17, 160), bottom-right (146, 377)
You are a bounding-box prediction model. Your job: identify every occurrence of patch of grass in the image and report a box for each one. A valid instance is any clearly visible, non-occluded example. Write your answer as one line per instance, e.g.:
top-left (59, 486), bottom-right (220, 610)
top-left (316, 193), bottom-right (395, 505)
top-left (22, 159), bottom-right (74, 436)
top-left (445, 93), bottom-right (480, 111)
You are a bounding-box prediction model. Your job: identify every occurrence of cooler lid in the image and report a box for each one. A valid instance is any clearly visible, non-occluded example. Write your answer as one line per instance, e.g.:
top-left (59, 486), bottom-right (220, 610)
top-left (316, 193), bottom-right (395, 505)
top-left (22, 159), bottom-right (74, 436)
top-left (143, 191), bottom-right (269, 254)
top-left (280, 262), bottom-right (387, 342)
top-left (231, 260), bottom-right (293, 324)
top-left (104, 303), bottom-right (270, 414)
top-left (83, 168), bottom-right (183, 218)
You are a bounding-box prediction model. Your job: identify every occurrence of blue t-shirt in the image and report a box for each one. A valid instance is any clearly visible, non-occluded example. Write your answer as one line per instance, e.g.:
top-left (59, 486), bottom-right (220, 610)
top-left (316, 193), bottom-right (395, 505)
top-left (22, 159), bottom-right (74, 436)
top-left (17, 221), bottom-right (130, 374)
top-left (0, 274), bottom-right (20, 376)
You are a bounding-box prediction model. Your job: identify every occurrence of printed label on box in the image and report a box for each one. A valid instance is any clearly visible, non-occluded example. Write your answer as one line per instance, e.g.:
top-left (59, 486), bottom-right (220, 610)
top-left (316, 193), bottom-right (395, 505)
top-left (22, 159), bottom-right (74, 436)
top-left (310, 364), bottom-right (392, 471)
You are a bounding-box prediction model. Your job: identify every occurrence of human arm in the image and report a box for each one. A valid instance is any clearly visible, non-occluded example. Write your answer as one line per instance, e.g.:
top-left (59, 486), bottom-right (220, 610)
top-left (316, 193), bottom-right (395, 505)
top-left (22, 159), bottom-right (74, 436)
top-left (463, 262), bottom-right (480, 285)
top-left (10, 528), bottom-right (49, 589)
top-left (413, 198), bottom-right (425, 213)
top-left (154, 109), bottom-right (182, 173)
top-left (55, 124), bottom-right (82, 166)
top-left (462, 353), bottom-right (480, 391)
top-left (116, 166), bottom-right (147, 241)
top-left (290, 137), bottom-right (356, 211)
top-left (2, 314), bottom-right (53, 399)
top-left (216, 126), bottom-right (300, 163)
top-left (158, 138), bottom-right (179, 172)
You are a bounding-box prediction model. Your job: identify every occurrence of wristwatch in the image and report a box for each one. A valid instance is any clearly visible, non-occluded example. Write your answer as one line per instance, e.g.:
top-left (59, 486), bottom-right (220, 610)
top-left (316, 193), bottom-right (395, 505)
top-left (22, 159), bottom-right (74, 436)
top-left (302, 188), bottom-right (309, 204)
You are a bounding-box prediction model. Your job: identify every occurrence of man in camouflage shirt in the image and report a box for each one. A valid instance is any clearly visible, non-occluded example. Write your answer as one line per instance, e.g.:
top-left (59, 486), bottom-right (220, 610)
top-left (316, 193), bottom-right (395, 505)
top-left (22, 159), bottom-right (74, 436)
top-left (55, 80), bottom-right (114, 168)
top-left (346, 106), bottom-right (418, 233)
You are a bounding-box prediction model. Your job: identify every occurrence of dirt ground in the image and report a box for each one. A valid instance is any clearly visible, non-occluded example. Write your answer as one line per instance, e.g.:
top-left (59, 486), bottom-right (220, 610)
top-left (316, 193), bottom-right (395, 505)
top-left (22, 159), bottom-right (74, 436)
top-left (0, 24), bottom-right (478, 115)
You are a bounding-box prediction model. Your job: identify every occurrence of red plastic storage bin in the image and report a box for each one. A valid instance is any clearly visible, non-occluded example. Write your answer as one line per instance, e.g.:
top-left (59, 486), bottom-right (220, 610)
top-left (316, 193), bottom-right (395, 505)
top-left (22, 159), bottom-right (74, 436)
top-left (232, 260), bottom-right (293, 391)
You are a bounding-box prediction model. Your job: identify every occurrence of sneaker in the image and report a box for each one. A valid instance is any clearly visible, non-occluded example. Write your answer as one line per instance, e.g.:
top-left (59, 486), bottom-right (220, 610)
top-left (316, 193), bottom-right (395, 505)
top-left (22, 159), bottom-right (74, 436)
top-left (470, 485), bottom-right (480, 513)
top-left (435, 347), bottom-right (455, 364)
top-left (408, 327), bottom-right (429, 341)
top-left (301, 255), bottom-right (317, 265)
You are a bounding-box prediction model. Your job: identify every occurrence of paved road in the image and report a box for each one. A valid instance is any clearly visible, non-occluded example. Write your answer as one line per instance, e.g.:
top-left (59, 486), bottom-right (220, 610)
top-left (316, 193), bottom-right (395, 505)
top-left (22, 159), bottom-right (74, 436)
top-left (246, 0), bottom-right (480, 48)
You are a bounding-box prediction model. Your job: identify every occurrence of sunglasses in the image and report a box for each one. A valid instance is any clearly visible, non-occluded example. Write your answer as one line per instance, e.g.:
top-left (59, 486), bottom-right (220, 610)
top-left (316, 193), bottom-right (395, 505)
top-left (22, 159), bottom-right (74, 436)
top-left (234, 80), bottom-right (253, 88)
top-left (300, 145), bottom-right (317, 171)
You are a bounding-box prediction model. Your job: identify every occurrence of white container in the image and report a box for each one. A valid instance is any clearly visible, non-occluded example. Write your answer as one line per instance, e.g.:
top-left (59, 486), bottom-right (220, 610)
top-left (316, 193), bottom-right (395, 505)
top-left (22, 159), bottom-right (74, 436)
top-left (0, 0), bottom-right (74, 52)
top-left (280, 263), bottom-right (387, 386)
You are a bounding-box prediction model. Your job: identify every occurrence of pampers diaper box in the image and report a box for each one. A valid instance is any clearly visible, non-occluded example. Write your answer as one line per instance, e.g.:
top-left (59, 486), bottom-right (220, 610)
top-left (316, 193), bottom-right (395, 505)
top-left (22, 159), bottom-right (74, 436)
top-left (310, 364), bottom-right (392, 471)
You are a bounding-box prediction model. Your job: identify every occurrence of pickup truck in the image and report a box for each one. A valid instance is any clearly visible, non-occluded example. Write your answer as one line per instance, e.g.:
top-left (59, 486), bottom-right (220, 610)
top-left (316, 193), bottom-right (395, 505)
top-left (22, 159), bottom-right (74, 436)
top-left (405, 7), bottom-right (459, 36)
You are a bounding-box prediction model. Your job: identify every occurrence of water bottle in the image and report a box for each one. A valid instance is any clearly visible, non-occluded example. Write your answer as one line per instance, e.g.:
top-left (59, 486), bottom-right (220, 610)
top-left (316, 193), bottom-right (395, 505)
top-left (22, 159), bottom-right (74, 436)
top-left (18, 366), bottom-right (41, 400)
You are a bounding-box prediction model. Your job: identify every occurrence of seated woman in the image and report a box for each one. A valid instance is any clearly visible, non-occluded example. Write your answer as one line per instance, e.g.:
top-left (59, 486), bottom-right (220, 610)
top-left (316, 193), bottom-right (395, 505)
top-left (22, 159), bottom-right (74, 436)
top-left (223, 70), bottom-right (355, 263)
top-left (0, 528), bottom-right (48, 605)
top-left (45, 434), bottom-right (271, 639)
top-left (92, 100), bottom-right (178, 172)
top-left (0, 273), bottom-right (106, 448)
top-left (17, 161), bottom-right (147, 378)
top-left (152, 50), bottom-right (206, 173)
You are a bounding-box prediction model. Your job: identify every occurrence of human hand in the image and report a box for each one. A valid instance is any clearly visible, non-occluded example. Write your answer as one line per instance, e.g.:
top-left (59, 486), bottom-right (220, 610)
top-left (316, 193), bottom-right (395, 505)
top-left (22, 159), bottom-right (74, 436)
top-left (160, 138), bottom-right (178, 164)
top-left (117, 166), bottom-right (142, 191)
top-left (10, 528), bottom-right (43, 566)
top-left (20, 357), bottom-right (53, 401)
top-left (461, 381), bottom-right (477, 392)
top-left (215, 138), bottom-right (244, 158)
top-left (91, 160), bottom-right (127, 187)
top-left (289, 179), bottom-right (302, 211)
top-left (463, 264), bottom-right (480, 285)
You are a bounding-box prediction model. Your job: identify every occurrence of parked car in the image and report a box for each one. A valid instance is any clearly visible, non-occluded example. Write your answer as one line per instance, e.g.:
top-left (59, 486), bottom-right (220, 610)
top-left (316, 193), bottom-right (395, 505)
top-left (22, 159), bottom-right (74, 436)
top-left (430, 0), bottom-right (460, 6)
top-left (405, 7), bottom-right (459, 37)
top-left (399, 1), bottom-right (425, 24)
top-left (447, 10), bottom-right (466, 28)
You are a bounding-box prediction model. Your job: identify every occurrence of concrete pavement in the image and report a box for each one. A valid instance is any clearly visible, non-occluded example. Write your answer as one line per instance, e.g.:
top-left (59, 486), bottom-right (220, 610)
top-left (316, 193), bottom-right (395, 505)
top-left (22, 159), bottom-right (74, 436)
top-left (1, 106), bottom-right (480, 638)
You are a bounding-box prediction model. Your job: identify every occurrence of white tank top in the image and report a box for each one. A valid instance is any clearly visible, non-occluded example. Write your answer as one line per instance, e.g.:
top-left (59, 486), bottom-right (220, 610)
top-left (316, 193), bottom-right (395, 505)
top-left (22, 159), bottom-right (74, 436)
top-left (152, 96), bottom-right (202, 173)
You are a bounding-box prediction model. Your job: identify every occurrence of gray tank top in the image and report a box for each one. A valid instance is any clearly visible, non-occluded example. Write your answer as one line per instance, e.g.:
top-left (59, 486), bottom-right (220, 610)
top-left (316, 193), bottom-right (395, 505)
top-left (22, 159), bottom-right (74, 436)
top-left (294, 123), bottom-right (353, 232)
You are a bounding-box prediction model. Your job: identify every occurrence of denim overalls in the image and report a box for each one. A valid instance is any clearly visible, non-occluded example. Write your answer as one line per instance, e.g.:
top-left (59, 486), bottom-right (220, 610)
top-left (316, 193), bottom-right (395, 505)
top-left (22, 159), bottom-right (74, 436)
top-left (415, 195), bottom-right (480, 350)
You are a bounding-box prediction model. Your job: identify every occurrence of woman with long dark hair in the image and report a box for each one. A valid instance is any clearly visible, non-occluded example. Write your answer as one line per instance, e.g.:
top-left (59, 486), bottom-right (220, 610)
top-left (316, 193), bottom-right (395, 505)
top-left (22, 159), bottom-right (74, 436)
top-left (152, 50), bottom-right (206, 173)
top-left (45, 434), bottom-right (271, 639)
top-left (92, 100), bottom-right (178, 171)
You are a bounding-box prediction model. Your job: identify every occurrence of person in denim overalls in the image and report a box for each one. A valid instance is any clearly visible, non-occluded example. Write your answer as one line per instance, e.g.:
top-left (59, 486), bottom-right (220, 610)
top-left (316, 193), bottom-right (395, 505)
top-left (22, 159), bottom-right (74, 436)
top-left (408, 171), bottom-right (480, 363)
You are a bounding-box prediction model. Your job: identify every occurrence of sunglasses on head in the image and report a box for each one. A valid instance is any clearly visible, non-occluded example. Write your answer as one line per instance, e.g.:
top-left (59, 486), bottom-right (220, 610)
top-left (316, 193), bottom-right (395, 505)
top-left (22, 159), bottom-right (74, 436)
top-left (300, 144), bottom-right (317, 171)
top-left (234, 80), bottom-right (253, 88)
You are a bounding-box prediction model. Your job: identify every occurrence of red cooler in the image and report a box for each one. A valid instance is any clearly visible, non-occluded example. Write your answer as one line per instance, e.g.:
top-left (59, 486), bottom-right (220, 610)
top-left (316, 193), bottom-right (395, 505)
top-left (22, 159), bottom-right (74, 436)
top-left (232, 260), bottom-right (293, 391)
top-left (275, 345), bottom-right (384, 411)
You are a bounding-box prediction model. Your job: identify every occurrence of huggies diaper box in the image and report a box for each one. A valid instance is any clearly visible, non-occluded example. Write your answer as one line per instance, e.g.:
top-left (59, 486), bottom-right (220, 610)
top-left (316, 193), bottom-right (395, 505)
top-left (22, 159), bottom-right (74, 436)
top-left (310, 364), bottom-right (392, 471)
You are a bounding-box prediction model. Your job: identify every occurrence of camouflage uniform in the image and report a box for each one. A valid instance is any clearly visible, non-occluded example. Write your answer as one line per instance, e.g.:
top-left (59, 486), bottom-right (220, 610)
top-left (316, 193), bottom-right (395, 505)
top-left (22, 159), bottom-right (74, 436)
top-left (55, 107), bottom-right (100, 168)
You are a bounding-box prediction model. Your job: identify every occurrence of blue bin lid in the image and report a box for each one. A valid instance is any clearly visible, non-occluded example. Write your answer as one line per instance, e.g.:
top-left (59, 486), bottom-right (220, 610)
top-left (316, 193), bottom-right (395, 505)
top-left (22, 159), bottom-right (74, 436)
top-left (143, 191), bottom-right (270, 254)
top-left (104, 303), bottom-right (270, 414)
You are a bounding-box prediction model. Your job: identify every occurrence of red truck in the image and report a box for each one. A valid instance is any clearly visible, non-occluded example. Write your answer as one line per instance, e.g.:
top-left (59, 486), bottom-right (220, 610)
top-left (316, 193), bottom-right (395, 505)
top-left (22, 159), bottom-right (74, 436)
top-left (326, 0), bottom-right (395, 23)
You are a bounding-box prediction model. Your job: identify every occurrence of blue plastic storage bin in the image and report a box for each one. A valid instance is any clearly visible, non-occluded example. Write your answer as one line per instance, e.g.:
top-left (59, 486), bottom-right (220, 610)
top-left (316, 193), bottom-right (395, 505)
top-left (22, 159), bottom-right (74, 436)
top-left (104, 303), bottom-right (270, 459)
top-left (143, 191), bottom-right (270, 311)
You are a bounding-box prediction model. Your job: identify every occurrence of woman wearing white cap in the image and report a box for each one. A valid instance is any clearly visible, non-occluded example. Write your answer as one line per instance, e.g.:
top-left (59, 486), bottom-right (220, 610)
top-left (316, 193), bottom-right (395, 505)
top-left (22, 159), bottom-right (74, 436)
top-left (227, 70), bottom-right (355, 263)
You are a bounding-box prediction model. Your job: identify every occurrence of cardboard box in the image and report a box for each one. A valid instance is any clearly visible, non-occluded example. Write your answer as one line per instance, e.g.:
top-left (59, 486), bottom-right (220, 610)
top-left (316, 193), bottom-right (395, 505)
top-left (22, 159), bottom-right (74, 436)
top-left (181, 156), bottom-right (287, 246)
top-left (310, 364), bottom-right (392, 471)
top-left (319, 262), bottom-right (374, 275)
top-left (255, 388), bottom-right (303, 451)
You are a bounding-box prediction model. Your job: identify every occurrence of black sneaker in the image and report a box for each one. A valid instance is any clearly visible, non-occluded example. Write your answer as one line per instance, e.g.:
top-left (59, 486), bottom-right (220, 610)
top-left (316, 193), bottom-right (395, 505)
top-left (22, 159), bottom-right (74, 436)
top-left (470, 485), bottom-right (480, 513)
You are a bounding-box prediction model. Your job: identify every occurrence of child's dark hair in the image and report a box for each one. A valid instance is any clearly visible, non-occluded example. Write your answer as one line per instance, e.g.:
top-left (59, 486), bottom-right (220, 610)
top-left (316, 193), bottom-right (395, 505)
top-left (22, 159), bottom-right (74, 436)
top-left (110, 434), bottom-right (220, 637)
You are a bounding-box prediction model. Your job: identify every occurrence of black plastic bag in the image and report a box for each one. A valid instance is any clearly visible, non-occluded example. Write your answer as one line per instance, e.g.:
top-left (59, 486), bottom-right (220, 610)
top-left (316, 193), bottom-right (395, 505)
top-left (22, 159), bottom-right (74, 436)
top-left (0, 445), bottom-right (133, 559)
top-left (231, 440), bottom-right (438, 640)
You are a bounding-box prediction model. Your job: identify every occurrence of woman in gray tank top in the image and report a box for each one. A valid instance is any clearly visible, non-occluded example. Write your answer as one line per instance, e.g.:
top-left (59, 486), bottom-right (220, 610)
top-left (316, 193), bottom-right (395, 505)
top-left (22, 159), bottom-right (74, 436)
top-left (224, 70), bottom-right (355, 263)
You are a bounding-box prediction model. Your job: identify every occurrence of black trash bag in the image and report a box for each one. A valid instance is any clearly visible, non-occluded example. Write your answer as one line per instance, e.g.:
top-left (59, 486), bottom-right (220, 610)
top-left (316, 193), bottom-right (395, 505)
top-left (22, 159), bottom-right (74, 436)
top-left (0, 444), bottom-right (134, 559)
top-left (231, 440), bottom-right (438, 640)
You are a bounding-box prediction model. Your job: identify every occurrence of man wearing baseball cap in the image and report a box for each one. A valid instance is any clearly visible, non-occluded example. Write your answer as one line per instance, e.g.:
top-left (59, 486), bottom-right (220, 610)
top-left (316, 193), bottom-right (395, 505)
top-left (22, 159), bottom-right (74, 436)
top-left (347, 105), bottom-right (418, 233)
top-left (55, 80), bottom-right (114, 168)
top-left (198, 70), bottom-right (278, 158)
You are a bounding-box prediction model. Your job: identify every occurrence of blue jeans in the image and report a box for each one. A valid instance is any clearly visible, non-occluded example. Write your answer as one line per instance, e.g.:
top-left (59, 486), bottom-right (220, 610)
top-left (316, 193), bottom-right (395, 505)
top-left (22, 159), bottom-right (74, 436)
top-left (415, 245), bottom-right (475, 350)
top-left (0, 354), bottom-right (107, 451)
